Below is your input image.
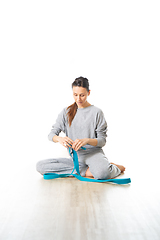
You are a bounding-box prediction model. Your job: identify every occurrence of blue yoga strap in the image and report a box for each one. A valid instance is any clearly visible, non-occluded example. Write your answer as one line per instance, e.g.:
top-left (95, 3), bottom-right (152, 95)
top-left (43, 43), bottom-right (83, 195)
top-left (43, 147), bottom-right (131, 184)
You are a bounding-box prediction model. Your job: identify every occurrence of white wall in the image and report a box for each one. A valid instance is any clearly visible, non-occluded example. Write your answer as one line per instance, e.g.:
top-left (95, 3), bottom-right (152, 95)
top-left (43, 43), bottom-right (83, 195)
top-left (0, 1), bottom-right (160, 176)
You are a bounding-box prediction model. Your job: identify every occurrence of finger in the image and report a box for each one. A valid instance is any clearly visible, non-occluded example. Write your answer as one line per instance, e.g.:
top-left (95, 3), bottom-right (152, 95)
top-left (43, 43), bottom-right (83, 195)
top-left (77, 144), bottom-right (82, 151)
top-left (75, 142), bottom-right (82, 151)
top-left (66, 142), bottom-right (72, 148)
top-left (65, 137), bottom-right (73, 143)
top-left (72, 141), bottom-right (79, 150)
top-left (63, 141), bottom-right (70, 148)
top-left (72, 139), bottom-right (79, 149)
top-left (63, 142), bottom-right (68, 148)
top-left (65, 137), bottom-right (73, 146)
top-left (65, 140), bottom-right (73, 147)
top-left (72, 143), bottom-right (75, 149)
top-left (67, 142), bottom-right (73, 147)
top-left (72, 141), bottom-right (77, 149)
top-left (75, 146), bottom-right (81, 151)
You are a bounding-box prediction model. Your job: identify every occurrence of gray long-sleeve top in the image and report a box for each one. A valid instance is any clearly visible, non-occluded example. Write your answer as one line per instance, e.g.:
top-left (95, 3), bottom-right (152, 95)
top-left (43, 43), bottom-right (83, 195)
top-left (48, 105), bottom-right (107, 150)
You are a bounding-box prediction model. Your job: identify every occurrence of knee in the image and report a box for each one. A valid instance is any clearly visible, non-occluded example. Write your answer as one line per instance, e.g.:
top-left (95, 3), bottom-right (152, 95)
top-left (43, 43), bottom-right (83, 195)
top-left (36, 160), bottom-right (44, 175)
top-left (93, 167), bottom-right (111, 180)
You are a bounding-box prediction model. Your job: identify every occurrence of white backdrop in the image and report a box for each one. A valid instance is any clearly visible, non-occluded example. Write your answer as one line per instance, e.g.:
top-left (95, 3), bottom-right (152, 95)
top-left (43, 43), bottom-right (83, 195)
top-left (0, 1), bottom-right (160, 178)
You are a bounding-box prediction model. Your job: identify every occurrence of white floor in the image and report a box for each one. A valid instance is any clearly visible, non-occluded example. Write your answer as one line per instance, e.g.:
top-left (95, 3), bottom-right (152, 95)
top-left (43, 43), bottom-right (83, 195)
top-left (0, 149), bottom-right (160, 240)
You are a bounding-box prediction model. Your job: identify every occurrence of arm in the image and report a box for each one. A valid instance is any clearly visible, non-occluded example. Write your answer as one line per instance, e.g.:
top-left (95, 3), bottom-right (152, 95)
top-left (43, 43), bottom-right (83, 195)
top-left (95, 110), bottom-right (107, 147)
top-left (87, 138), bottom-right (98, 146)
top-left (48, 108), bottom-right (66, 142)
top-left (52, 135), bottom-right (62, 143)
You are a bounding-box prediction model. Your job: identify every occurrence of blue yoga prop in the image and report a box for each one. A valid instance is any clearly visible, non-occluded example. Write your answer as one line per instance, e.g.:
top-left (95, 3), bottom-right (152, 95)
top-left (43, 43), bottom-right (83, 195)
top-left (43, 147), bottom-right (131, 184)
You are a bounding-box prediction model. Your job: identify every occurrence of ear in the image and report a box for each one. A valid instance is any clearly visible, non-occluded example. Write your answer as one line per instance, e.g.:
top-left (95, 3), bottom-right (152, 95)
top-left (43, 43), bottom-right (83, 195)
top-left (88, 90), bottom-right (91, 96)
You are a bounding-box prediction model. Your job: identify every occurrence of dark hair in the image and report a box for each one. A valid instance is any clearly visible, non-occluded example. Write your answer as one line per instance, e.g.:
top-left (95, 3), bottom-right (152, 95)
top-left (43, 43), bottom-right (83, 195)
top-left (72, 77), bottom-right (90, 92)
top-left (67, 77), bottom-right (90, 126)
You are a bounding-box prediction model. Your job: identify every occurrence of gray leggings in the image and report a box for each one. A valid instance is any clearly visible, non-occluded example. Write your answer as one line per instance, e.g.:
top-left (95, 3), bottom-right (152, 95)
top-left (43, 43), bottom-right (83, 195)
top-left (36, 148), bottom-right (121, 180)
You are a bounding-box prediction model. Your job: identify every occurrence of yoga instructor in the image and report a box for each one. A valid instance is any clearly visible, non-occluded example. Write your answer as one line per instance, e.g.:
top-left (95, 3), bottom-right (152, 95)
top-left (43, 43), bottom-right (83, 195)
top-left (36, 77), bottom-right (125, 179)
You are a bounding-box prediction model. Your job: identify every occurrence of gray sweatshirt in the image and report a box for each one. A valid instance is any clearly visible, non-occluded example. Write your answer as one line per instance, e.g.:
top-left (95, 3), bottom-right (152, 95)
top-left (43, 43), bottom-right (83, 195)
top-left (48, 105), bottom-right (107, 150)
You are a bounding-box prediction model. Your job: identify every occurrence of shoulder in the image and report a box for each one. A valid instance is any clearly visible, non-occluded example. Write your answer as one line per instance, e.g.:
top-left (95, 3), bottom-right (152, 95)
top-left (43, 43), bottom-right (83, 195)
top-left (56, 107), bottom-right (68, 120)
top-left (58, 107), bottom-right (68, 114)
top-left (91, 105), bottom-right (104, 116)
top-left (91, 106), bottom-right (107, 124)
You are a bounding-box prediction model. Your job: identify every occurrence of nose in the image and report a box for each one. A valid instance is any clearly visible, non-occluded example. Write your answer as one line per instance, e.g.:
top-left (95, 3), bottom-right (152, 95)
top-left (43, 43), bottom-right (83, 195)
top-left (77, 96), bottom-right (81, 101)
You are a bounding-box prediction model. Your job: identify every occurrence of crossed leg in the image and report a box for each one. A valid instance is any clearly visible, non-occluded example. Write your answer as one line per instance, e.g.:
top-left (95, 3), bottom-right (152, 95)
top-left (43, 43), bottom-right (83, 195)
top-left (85, 163), bottom-right (126, 178)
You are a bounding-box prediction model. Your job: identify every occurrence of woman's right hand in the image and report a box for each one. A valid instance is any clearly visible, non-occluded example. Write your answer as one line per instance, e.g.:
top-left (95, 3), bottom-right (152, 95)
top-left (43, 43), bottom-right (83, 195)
top-left (53, 136), bottom-right (73, 148)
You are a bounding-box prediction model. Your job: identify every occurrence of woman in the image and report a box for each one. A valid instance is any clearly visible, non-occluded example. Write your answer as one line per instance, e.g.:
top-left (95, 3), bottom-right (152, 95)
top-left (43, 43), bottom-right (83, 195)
top-left (36, 77), bottom-right (125, 179)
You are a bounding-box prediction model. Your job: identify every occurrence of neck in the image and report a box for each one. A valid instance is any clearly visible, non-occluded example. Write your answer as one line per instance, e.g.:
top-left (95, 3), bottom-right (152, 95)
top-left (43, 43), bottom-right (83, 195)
top-left (78, 102), bottom-right (91, 109)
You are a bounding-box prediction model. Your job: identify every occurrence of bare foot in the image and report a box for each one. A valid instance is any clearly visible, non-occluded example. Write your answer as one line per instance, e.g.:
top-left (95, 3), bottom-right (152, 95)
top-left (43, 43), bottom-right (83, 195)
top-left (85, 167), bottom-right (94, 178)
top-left (110, 162), bottom-right (126, 173)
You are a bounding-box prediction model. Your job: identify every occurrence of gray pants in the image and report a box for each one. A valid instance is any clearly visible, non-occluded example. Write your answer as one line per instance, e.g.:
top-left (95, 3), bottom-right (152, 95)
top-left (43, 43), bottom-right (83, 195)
top-left (36, 148), bottom-right (121, 180)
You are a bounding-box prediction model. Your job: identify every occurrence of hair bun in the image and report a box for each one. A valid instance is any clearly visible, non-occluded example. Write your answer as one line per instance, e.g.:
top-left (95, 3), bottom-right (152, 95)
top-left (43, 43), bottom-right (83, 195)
top-left (72, 76), bottom-right (90, 92)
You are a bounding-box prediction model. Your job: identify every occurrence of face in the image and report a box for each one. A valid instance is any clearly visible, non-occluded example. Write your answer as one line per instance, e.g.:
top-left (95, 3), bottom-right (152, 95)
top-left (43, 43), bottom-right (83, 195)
top-left (73, 86), bottom-right (90, 108)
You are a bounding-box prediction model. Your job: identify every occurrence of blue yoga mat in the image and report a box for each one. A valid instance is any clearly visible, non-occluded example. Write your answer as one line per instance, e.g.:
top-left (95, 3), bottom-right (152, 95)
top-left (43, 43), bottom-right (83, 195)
top-left (43, 147), bottom-right (131, 184)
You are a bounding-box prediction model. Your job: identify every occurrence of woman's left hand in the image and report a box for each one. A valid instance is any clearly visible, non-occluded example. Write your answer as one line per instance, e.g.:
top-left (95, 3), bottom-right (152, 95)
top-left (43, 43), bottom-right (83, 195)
top-left (72, 138), bottom-right (89, 151)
